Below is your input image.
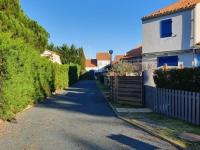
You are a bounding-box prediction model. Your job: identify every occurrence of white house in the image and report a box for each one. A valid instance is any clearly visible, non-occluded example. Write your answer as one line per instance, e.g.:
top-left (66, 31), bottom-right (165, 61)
top-left (96, 52), bottom-right (111, 72)
top-left (41, 50), bottom-right (62, 64)
top-left (142, 0), bottom-right (200, 87)
top-left (85, 59), bottom-right (98, 71)
top-left (86, 52), bottom-right (111, 72)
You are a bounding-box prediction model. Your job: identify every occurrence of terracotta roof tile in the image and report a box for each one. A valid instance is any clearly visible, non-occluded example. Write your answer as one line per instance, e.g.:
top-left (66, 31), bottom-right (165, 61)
top-left (97, 52), bottom-right (110, 60)
top-left (114, 55), bottom-right (124, 62)
top-left (143, 0), bottom-right (200, 21)
top-left (86, 59), bottom-right (97, 68)
top-left (123, 46), bottom-right (142, 59)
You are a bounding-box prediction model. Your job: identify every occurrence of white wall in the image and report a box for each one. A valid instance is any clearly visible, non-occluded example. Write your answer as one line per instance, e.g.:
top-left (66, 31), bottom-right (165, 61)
top-left (195, 3), bottom-right (200, 44)
top-left (178, 53), bottom-right (194, 67)
top-left (97, 60), bottom-right (110, 69)
top-left (86, 67), bottom-right (98, 71)
top-left (143, 9), bottom-right (194, 54)
top-left (41, 50), bottom-right (62, 64)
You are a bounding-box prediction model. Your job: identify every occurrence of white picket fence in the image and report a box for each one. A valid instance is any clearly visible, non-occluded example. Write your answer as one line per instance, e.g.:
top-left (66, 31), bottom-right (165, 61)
top-left (154, 88), bottom-right (200, 125)
top-left (145, 86), bottom-right (200, 125)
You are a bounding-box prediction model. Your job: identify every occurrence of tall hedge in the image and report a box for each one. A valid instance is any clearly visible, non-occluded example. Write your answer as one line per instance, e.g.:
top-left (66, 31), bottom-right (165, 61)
top-left (154, 68), bottom-right (200, 92)
top-left (0, 34), bottom-right (72, 120)
top-left (0, 0), bottom-right (81, 120)
top-left (53, 64), bottom-right (69, 91)
top-left (0, 0), bottom-right (49, 52)
top-left (68, 64), bottom-right (81, 86)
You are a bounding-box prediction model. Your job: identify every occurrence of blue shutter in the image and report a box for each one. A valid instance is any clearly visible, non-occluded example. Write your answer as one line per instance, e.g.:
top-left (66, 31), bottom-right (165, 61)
top-left (160, 19), bottom-right (172, 38)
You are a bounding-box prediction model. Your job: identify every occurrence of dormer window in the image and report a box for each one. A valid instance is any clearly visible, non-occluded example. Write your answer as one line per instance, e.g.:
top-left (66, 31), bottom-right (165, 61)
top-left (160, 19), bottom-right (172, 38)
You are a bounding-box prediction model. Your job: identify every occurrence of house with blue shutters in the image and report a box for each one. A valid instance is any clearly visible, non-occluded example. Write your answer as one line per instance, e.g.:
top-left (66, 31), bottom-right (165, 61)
top-left (142, 0), bottom-right (200, 87)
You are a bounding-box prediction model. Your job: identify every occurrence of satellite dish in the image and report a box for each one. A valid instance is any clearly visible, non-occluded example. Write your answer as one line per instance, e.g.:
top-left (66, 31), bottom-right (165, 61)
top-left (109, 50), bottom-right (113, 55)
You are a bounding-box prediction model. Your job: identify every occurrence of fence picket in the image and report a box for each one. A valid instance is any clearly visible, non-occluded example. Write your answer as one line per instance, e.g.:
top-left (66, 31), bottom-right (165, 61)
top-left (172, 90), bottom-right (175, 117)
top-left (188, 92), bottom-right (192, 123)
top-left (178, 90), bottom-right (180, 119)
top-left (175, 90), bottom-right (178, 118)
top-left (197, 93), bottom-right (200, 125)
top-left (192, 92), bottom-right (196, 124)
top-left (181, 91), bottom-right (185, 120)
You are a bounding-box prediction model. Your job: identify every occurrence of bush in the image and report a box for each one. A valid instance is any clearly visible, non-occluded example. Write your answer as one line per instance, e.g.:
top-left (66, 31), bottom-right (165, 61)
top-left (109, 62), bottom-right (142, 76)
top-left (0, 33), bottom-right (74, 120)
top-left (154, 68), bottom-right (200, 92)
top-left (68, 64), bottom-right (81, 86)
top-left (0, 33), bottom-right (51, 119)
top-left (53, 64), bottom-right (69, 91)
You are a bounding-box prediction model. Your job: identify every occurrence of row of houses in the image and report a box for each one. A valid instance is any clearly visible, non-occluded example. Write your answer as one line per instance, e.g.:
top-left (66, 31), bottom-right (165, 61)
top-left (90, 0), bottom-right (200, 87)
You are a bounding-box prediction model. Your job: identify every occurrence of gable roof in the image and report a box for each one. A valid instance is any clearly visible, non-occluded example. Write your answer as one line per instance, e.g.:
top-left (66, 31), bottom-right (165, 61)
top-left (143, 0), bottom-right (200, 21)
top-left (86, 59), bottom-right (97, 68)
top-left (97, 52), bottom-right (110, 61)
top-left (123, 46), bottom-right (142, 59)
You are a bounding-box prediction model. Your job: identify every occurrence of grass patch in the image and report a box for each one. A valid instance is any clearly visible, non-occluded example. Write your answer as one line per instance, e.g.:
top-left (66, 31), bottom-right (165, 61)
top-left (123, 112), bottom-right (200, 148)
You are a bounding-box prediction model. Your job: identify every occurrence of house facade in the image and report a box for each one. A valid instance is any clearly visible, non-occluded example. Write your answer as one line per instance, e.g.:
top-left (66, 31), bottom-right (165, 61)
top-left (85, 59), bottom-right (98, 71)
top-left (41, 50), bottom-right (62, 64)
top-left (86, 52), bottom-right (111, 72)
top-left (142, 0), bottom-right (200, 87)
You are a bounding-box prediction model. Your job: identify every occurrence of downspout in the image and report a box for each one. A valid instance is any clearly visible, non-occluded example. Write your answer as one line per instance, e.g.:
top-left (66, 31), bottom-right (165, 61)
top-left (192, 7), bottom-right (196, 67)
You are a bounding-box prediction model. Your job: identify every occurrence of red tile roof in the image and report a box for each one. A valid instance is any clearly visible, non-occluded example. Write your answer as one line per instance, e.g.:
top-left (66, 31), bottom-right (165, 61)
top-left (123, 46), bottom-right (142, 59)
top-left (114, 55), bottom-right (124, 62)
top-left (97, 52), bottom-right (110, 61)
top-left (143, 0), bottom-right (200, 21)
top-left (86, 59), bottom-right (97, 68)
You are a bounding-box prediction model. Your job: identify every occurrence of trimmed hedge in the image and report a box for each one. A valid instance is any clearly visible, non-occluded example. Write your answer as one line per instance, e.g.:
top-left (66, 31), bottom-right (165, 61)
top-left (53, 64), bottom-right (69, 91)
top-left (68, 64), bottom-right (81, 86)
top-left (154, 68), bottom-right (200, 92)
top-left (0, 34), bottom-right (80, 120)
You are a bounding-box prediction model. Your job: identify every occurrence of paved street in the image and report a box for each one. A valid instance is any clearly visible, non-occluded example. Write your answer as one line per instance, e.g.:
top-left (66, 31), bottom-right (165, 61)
top-left (0, 81), bottom-right (177, 150)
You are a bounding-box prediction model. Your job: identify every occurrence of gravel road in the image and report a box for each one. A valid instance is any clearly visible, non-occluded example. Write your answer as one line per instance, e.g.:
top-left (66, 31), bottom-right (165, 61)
top-left (0, 80), bottom-right (177, 150)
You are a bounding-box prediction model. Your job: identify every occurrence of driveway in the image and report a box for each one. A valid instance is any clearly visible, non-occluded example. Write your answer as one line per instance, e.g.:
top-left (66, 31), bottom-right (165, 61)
top-left (0, 80), bottom-right (177, 150)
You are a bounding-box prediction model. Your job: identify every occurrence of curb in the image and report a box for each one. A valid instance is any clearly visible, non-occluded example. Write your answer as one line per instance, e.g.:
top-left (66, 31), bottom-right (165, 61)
top-left (101, 92), bottom-right (184, 150)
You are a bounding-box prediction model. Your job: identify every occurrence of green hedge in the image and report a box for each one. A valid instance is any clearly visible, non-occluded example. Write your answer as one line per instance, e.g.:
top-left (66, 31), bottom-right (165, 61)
top-left (68, 64), bottom-right (81, 86)
top-left (53, 64), bottom-right (69, 91)
top-left (154, 68), bottom-right (200, 92)
top-left (0, 33), bottom-right (80, 120)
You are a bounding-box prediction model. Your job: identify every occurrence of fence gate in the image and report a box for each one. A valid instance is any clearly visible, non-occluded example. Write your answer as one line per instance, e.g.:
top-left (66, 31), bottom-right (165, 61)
top-left (110, 76), bottom-right (143, 106)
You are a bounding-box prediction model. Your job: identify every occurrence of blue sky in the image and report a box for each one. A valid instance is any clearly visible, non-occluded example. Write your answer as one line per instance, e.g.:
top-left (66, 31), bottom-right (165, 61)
top-left (21, 0), bottom-right (176, 58)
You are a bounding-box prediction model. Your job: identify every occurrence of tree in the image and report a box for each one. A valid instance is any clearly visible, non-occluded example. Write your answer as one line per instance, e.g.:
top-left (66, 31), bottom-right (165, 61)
top-left (47, 43), bottom-right (86, 72)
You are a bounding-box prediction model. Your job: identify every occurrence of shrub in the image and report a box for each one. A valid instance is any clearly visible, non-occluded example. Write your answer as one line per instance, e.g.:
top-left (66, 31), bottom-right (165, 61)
top-left (0, 33), bottom-right (51, 119)
top-left (0, 33), bottom-right (74, 120)
top-left (154, 68), bottom-right (200, 92)
top-left (53, 64), bottom-right (69, 91)
top-left (109, 62), bottom-right (142, 76)
top-left (68, 64), bottom-right (81, 86)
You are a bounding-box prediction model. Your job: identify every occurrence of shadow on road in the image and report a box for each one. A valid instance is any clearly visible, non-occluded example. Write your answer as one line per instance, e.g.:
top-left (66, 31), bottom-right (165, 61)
top-left (37, 81), bottom-right (115, 117)
top-left (107, 134), bottom-right (158, 150)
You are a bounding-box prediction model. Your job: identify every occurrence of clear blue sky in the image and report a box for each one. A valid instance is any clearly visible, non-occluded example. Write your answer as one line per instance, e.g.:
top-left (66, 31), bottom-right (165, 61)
top-left (21, 0), bottom-right (176, 58)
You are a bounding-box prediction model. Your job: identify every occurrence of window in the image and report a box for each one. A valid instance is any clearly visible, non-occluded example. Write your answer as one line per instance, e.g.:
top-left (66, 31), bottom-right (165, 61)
top-left (160, 19), bottom-right (172, 38)
top-left (157, 56), bottom-right (178, 67)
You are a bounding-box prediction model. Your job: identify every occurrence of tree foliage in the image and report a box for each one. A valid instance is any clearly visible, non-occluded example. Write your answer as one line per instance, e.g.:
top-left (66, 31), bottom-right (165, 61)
top-left (47, 43), bottom-right (86, 72)
top-left (0, 0), bottom-right (49, 52)
top-left (0, 1), bottom-right (81, 120)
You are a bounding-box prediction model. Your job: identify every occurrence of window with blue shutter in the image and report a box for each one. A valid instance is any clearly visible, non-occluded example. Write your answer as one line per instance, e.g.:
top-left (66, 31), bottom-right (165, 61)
top-left (160, 19), bottom-right (172, 38)
top-left (157, 56), bottom-right (178, 67)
